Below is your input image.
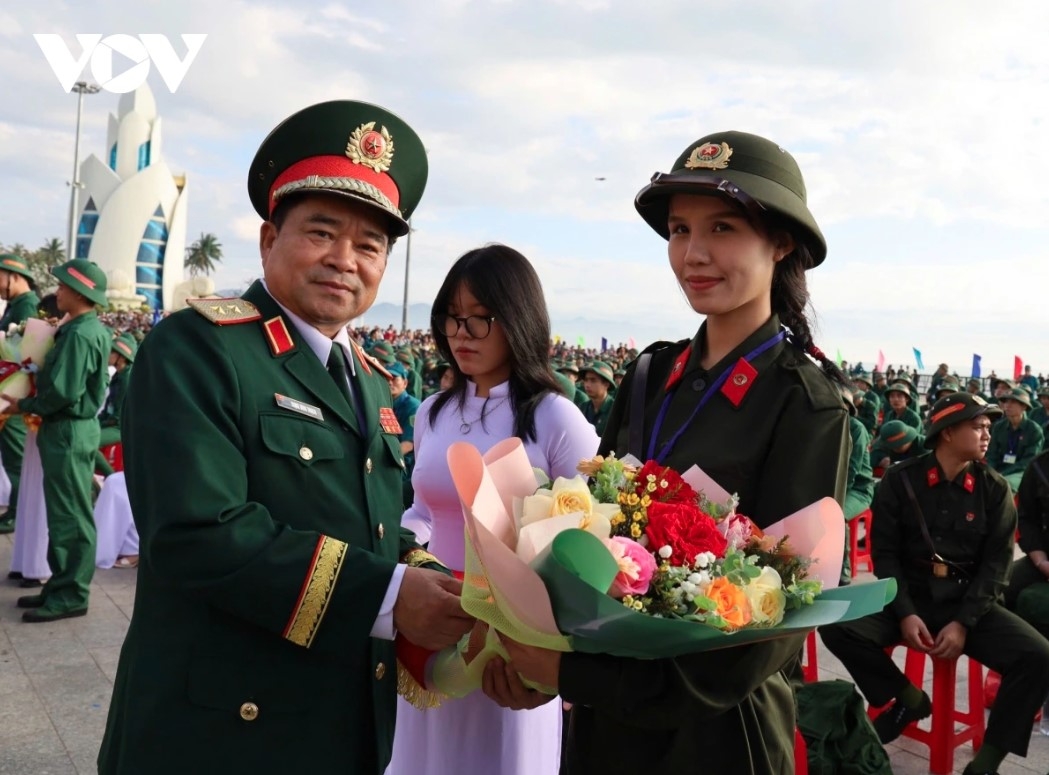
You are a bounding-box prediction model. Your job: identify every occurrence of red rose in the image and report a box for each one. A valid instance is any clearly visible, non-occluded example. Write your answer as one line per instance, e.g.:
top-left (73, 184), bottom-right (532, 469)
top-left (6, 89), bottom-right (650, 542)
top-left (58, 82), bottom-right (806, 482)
top-left (644, 501), bottom-right (727, 565)
top-left (635, 461), bottom-right (698, 505)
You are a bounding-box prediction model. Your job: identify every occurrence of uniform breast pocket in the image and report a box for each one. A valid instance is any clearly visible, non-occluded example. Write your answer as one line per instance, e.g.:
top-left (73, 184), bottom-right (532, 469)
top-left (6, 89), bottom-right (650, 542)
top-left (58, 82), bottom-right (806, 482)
top-left (259, 412), bottom-right (344, 467)
top-left (381, 432), bottom-right (406, 472)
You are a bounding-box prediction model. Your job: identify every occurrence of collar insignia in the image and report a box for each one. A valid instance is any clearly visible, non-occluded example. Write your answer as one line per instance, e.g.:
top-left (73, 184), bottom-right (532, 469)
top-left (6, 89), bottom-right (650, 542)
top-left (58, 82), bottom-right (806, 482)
top-left (664, 345), bottom-right (692, 391)
top-left (263, 316), bottom-right (295, 356)
top-left (720, 358), bottom-right (758, 408)
top-left (926, 467), bottom-right (940, 487)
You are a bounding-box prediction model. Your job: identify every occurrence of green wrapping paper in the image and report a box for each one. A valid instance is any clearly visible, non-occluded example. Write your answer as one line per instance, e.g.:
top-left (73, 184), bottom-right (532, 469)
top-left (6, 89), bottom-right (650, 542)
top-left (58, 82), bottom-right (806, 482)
top-left (532, 529), bottom-right (898, 658)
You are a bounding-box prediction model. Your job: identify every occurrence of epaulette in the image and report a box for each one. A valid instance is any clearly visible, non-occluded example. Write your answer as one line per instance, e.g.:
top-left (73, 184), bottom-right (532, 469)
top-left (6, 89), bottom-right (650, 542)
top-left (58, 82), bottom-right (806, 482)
top-left (187, 298), bottom-right (261, 325)
top-left (350, 339), bottom-right (392, 380)
top-left (783, 354), bottom-right (846, 412)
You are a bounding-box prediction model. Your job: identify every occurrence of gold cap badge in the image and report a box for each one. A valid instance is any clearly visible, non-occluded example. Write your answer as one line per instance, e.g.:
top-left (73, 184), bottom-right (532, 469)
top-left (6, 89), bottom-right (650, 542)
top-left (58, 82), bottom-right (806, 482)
top-left (685, 141), bottom-right (733, 170)
top-left (346, 122), bottom-right (395, 173)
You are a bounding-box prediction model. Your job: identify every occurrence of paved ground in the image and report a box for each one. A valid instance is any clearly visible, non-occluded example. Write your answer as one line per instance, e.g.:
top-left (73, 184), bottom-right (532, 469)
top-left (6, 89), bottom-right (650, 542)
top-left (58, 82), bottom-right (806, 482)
top-left (1, 532), bottom-right (1048, 774)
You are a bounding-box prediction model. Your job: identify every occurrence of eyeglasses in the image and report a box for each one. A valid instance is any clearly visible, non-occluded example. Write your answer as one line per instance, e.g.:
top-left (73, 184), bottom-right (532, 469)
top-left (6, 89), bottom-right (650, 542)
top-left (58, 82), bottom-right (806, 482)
top-left (647, 173), bottom-right (768, 223)
top-left (433, 313), bottom-right (497, 339)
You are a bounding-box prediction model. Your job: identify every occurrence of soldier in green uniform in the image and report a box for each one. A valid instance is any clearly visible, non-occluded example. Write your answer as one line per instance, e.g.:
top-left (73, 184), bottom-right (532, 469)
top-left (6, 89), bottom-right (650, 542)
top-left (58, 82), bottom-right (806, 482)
top-left (870, 419), bottom-right (925, 471)
top-left (395, 347), bottom-right (423, 400)
top-left (95, 101), bottom-right (473, 774)
top-left (94, 333), bottom-right (136, 476)
top-left (386, 361), bottom-right (420, 509)
top-left (579, 360), bottom-right (616, 437)
top-left (967, 378), bottom-right (989, 401)
top-left (852, 371), bottom-right (880, 435)
top-left (0, 254), bottom-right (40, 535)
top-left (986, 387), bottom-right (1044, 491)
top-left (496, 130), bottom-right (851, 774)
top-left (1003, 448), bottom-right (1049, 639)
top-left (882, 382), bottom-right (922, 430)
top-left (820, 393), bottom-right (1049, 775)
top-left (2, 259), bottom-right (110, 621)
top-left (1028, 387), bottom-right (1049, 430)
top-left (871, 370), bottom-right (887, 399)
top-left (557, 361), bottom-right (589, 408)
top-left (840, 386), bottom-right (875, 584)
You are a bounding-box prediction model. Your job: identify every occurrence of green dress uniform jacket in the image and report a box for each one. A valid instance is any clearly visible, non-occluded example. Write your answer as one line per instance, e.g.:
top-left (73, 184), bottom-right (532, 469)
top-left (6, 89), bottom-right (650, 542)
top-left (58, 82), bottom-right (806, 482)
top-left (19, 310), bottom-right (109, 613)
top-left (581, 396), bottom-right (613, 438)
top-left (559, 315), bottom-right (850, 775)
top-left (0, 290), bottom-right (39, 529)
top-left (98, 282), bottom-right (426, 775)
top-left (986, 416), bottom-right (1044, 490)
top-left (1029, 405), bottom-right (1049, 430)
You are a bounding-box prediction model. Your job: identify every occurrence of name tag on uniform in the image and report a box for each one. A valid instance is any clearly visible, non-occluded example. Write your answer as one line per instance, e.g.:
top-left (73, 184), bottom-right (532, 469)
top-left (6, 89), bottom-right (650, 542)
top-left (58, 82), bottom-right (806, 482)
top-left (1003, 454), bottom-right (1017, 465)
top-left (274, 393), bottom-right (324, 421)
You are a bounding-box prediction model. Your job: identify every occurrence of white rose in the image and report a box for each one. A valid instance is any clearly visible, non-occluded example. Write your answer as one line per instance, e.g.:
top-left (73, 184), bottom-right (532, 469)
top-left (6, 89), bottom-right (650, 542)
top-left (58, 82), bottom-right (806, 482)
top-left (743, 566), bottom-right (787, 626)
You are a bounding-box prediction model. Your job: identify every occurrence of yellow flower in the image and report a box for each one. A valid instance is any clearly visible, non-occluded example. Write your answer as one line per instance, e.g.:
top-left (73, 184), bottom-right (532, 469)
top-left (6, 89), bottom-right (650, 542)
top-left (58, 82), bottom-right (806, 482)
top-left (743, 567), bottom-right (787, 626)
top-left (576, 456), bottom-right (605, 477)
top-left (630, 523), bottom-right (642, 538)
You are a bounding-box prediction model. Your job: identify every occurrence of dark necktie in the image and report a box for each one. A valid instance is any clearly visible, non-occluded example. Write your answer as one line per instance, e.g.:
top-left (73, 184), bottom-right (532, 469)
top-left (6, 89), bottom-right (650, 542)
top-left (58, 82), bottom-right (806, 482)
top-left (327, 344), bottom-right (355, 408)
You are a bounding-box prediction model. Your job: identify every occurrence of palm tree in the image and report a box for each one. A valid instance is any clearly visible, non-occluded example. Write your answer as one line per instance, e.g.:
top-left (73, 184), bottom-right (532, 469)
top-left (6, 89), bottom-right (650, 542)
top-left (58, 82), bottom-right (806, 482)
top-left (185, 233), bottom-right (223, 276)
top-left (38, 238), bottom-right (65, 267)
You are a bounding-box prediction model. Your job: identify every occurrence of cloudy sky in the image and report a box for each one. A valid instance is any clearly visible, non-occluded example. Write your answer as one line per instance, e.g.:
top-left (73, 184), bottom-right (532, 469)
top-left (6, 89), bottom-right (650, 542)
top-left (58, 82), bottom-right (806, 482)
top-left (1, 1), bottom-right (1046, 377)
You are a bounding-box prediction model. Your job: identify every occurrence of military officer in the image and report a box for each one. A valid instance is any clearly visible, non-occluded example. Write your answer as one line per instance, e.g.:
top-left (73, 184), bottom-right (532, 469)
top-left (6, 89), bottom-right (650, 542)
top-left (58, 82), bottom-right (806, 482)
top-left (96, 101), bottom-right (473, 775)
top-left (579, 360), bottom-right (616, 437)
top-left (820, 393), bottom-right (1049, 775)
top-left (0, 254), bottom-right (40, 535)
top-left (1, 259), bottom-right (110, 621)
top-left (95, 333), bottom-right (137, 476)
top-left (986, 387), bottom-right (1044, 491)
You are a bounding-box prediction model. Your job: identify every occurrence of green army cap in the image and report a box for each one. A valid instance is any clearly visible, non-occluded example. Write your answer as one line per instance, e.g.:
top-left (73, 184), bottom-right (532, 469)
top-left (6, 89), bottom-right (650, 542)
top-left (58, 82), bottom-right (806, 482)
top-left (248, 100), bottom-right (427, 238)
top-left (52, 259), bottom-right (107, 306)
top-left (581, 360), bottom-right (615, 387)
top-left (634, 131), bottom-right (826, 264)
top-left (368, 346), bottom-right (396, 365)
top-left (923, 392), bottom-right (1002, 449)
top-left (884, 382), bottom-right (913, 402)
top-left (386, 361), bottom-right (409, 379)
top-left (1037, 387), bottom-right (1049, 399)
top-left (553, 369), bottom-right (577, 398)
top-left (853, 372), bottom-right (874, 389)
top-left (111, 333), bottom-right (137, 363)
top-left (879, 420), bottom-right (919, 452)
top-left (0, 254), bottom-right (34, 281)
top-left (935, 377), bottom-right (962, 395)
top-left (395, 349), bottom-right (413, 365)
top-left (1000, 386), bottom-right (1032, 409)
top-left (557, 362), bottom-right (580, 375)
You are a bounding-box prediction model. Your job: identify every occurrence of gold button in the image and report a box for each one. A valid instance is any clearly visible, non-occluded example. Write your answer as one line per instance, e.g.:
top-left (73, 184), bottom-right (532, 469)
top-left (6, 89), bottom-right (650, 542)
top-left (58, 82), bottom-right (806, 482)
top-left (377, 523), bottom-right (385, 540)
top-left (375, 662), bottom-right (386, 680)
top-left (365, 458), bottom-right (373, 473)
top-left (239, 702), bottom-right (259, 721)
top-left (299, 446), bottom-right (313, 461)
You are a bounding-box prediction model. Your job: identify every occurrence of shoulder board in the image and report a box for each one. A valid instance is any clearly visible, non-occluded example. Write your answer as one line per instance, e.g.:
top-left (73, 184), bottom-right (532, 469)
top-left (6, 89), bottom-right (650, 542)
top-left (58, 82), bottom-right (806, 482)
top-left (187, 298), bottom-right (261, 325)
top-left (350, 339), bottom-right (392, 380)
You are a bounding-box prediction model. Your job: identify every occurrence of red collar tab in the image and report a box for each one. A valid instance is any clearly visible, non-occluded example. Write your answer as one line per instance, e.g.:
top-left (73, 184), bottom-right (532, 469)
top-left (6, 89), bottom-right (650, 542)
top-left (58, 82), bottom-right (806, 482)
top-left (720, 358), bottom-right (759, 408)
top-left (926, 467), bottom-right (941, 487)
top-left (664, 345), bottom-right (692, 392)
top-left (263, 316), bottom-right (295, 356)
top-left (379, 407), bottom-right (402, 435)
top-left (963, 472), bottom-right (975, 493)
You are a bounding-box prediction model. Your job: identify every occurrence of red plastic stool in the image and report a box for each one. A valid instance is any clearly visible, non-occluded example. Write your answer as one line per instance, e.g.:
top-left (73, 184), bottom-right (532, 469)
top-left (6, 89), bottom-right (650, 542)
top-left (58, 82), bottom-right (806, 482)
top-left (847, 508), bottom-right (873, 577)
top-left (100, 442), bottom-right (124, 472)
top-left (870, 646), bottom-right (985, 775)
top-left (794, 726), bottom-right (809, 775)
top-left (801, 629), bottom-right (819, 682)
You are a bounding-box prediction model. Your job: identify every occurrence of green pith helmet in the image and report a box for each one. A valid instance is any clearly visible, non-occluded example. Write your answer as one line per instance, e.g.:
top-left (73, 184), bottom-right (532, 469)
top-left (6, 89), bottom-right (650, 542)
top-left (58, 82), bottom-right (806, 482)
top-left (581, 360), bottom-right (615, 387)
top-left (884, 383), bottom-right (913, 402)
top-left (0, 254), bottom-right (34, 282)
top-left (1001, 386), bottom-right (1032, 409)
top-left (924, 392), bottom-right (1003, 448)
top-left (248, 100), bottom-right (428, 238)
top-left (854, 372), bottom-right (874, 389)
top-left (111, 333), bottom-right (137, 363)
top-left (368, 346), bottom-right (396, 365)
top-left (634, 130), bottom-right (826, 264)
top-left (879, 420), bottom-right (918, 452)
top-left (935, 377), bottom-right (962, 395)
top-left (52, 259), bottom-right (107, 306)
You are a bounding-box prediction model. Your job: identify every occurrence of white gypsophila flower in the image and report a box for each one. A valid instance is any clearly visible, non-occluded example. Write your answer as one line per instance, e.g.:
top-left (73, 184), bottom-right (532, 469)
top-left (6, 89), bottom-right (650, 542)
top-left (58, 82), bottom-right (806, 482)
top-left (658, 545), bottom-right (673, 559)
top-left (688, 573), bottom-right (703, 585)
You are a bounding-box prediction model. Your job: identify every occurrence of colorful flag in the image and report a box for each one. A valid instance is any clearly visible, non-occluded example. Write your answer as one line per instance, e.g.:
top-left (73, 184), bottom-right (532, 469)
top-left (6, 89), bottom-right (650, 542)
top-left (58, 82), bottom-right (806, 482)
top-left (1014, 356), bottom-right (1023, 381)
top-left (577, 335), bottom-right (585, 347)
top-left (912, 347), bottom-right (924, 371)
top-left (601, 337), bottom-right (608, 352)
top-left (628, 336), bottom-right (636, 349)
top-left (876, 350), bottom-right (886, 373)
top-left (553, 335), bottom-right (561, 344)
top-left (971, 354), bottom-right (981, 379)
top-left (835, 348), bottom-right (843, 367)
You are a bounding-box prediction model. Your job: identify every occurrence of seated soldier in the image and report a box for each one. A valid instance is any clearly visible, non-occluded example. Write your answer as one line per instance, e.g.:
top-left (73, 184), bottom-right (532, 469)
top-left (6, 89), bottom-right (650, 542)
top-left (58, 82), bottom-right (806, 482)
top-left (881, 383), bottom-right (922, 431)
top-left (871, 420), bottom-right (924, 471)
top-left (96, 334), bottom-right (137, 477)
top-left (385, 362), bottom-right (420, 510)
top-left (820, 393), bottom-right (1049, 775)
top-left (871, 370), bottom-right (888, 399)
top-left (579, 361), bottom-right (616, 438)
top-left (1003, 447), bottom-right (1049, 640)
top-left (852, 372), bottom-right (880, 435)
top-left (989, 378), bottom-right (1016, 406)
top-left (839, 386), bottom-right (875, 584)
top-left (985, 388), bottom-right (1044, 491)
top-left (1029, 387), bottom-right (1049, 430)
top-left (967, 378), bottom-right (989, 401)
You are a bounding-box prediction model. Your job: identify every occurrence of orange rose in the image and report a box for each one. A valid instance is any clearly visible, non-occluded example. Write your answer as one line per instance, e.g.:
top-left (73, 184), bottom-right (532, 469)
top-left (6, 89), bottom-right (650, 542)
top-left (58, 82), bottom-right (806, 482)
top-left (706, 577), bottom-right (752, 630)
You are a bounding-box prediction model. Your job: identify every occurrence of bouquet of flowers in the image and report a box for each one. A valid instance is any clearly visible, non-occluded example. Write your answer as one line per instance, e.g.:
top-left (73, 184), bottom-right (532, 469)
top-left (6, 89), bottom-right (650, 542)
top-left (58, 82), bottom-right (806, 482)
top-left (0, 318), bottom-right (56, 414)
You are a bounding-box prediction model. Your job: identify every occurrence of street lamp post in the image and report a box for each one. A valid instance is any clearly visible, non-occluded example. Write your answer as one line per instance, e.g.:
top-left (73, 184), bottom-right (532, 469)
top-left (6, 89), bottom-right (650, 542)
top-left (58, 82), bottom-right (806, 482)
top-left (66, 81), bottom-right (100, 260)
top-left (401, 219), bottom-right (412, 333)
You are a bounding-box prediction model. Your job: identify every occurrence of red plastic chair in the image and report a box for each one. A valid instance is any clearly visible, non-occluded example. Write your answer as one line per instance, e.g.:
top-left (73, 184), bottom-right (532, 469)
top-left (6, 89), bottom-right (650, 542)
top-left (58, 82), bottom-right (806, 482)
top-left (794, 726), bottom-right (809, 775)
top-left (100, 442), bottom-right (124, 472)
top-left (847, 508), bottom-right (873, 577)
top-left (869, 646), bottom-right (985, 775)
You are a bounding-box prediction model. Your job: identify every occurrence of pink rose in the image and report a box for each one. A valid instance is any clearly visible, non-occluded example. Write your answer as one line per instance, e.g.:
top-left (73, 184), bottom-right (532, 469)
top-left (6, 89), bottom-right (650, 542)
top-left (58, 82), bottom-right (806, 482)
top-left (606, 537), bottom-right (657, 598)
top-left (718, 512), bottom-right (757, 551)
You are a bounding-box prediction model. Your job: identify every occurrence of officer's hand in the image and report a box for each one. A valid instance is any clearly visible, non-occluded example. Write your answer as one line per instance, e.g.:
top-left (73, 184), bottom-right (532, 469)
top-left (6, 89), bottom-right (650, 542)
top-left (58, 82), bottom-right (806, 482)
top-left (393, 567), bottom-right (474, 651)
top-left (929, 621), bottom-right (966, 660)
top-left (900, 614), bottom-right (934, 651)
top-left (501, 637), bottom-right (561, 691)
top-left (481, 654), bottom-right (555, 711)
top-left (0, 394), bottom-right (18, 414)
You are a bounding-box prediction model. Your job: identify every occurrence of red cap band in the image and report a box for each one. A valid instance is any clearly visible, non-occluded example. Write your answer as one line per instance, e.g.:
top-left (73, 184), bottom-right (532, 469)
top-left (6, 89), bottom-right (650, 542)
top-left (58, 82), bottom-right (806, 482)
top-left (66, 267), bottom-right (96, 289)
top-left (931, 402), bottom-right (966, 424)
top-left (268, 156), bottom-right (400, 216)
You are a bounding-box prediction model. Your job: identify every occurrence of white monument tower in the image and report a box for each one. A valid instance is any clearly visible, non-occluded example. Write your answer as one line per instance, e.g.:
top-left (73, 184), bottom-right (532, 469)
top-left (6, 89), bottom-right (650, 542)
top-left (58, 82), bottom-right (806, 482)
top-left (74, 83), bottom-right (188, 310)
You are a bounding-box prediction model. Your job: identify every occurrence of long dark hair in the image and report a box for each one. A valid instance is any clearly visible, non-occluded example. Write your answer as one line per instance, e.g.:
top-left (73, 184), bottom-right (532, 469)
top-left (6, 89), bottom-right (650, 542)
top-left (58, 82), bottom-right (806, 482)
top-left (428, 244), bottom-right (562, 441)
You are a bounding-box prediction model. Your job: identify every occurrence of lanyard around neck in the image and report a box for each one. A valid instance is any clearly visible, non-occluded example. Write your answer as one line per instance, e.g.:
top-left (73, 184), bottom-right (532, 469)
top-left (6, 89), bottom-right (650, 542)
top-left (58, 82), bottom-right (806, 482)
top-left (646, 330), bottom-right (786, 463)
